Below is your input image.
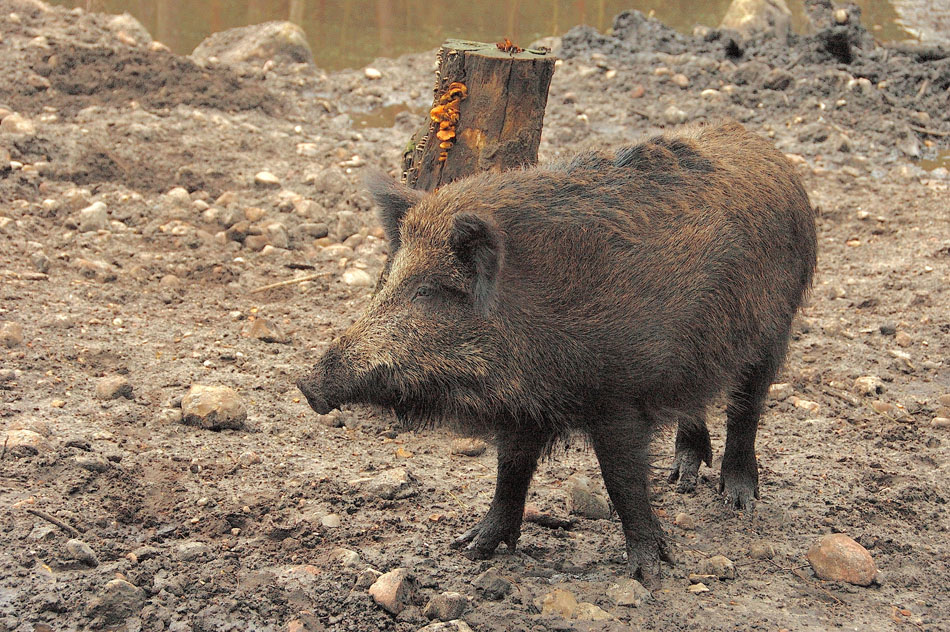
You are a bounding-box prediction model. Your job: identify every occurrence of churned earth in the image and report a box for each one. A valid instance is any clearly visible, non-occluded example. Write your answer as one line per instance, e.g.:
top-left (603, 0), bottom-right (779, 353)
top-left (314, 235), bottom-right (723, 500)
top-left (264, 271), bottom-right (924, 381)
top-left (0, 1), bottom-right (948, 630)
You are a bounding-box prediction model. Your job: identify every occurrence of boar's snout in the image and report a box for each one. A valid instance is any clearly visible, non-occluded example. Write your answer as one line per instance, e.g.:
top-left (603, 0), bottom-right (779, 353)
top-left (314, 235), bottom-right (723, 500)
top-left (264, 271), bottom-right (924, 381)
top-left (296, 344), bottom-right (349, 415)
top-left (296, 376), bottom-right (333, 415)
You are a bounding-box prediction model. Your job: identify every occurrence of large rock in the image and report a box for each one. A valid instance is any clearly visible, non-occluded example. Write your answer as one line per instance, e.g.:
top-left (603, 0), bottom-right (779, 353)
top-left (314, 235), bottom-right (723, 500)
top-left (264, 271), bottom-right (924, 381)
top-left (807, 534), bottom-right (878, 586)
top-left (368, 568), bottom-right (415, 615)
top-left (4, 429), bottom-right (50, 456)
top-left (191, 21), bottom-right (313, 67)
top-left (720, 0), bottom-right (791, 38)
top-left (180, 385), bottom-right (247, 430)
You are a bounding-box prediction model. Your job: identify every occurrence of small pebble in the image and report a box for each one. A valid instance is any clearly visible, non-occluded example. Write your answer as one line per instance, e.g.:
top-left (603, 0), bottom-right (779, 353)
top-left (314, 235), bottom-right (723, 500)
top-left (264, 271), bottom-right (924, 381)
top-left (424, 591), bottom-right (467, 621)
top-left (180, 384), bottom-right (246, 430)
top-left (932, 417), bottom-right (950, 429)
top-left (565, 474), bottom-right (611, 520)
top-left (364, 67), bottom-right (382, 80)
top-left (165, 187), bottom-right (191, 206)
top-left (342, 269), bottom-right (374, 287)
top-left (254, 171), bottom-right (281, 189)
top-left (84, 579), bottom-right (146, 624)
top-left (451, 437), bottom-right (487, 457)
top-left (688, 582), bottom-right (709, 593)
top-left (249, 318), bottom-right (288, 343)
top-left (4, 429), bottom-right (49, 456)
top-left (671, 73), bottom-right (689, 89)
top-left (331, 547), bottom-right (361, 567)
top-left (321, 513), bottom-right (341, 528)
top-left (663, 105), bottom-right (687, 125)
top-left (75, 455), bottom-right (110, 472)
top-left (0, 112), bottom-right (36, 135)
top-left (853, 375), bottom-right (884, 396)
top-left (0, 321), bottom-right (24, 347)
top-left (749, 540), bottom-right (776, 560)
top-left (174, 541), bottom-right (210, 561)
top-left (674, 512), bottom-right (696, 530)
top-left (538, 588), bottom-right (578, 618)
top-left (606, 577), bottom-right (652, 607)
top-left (472, 568), bottom-right (512, 600)
top-left (66, 539), bottom-right (99, 567)
top-left (354, 567), bottom-right (382, 589)
top-left (700, 555), bottom-right (736, 580)
top-left (95, 375), bottom-right (133, 400)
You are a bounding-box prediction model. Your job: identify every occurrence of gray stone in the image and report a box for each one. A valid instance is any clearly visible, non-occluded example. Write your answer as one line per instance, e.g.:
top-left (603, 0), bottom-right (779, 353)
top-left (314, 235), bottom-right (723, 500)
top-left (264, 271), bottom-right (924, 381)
top-left (663, 105), bottom-right (687, 125)
top-left (191, 21), bottom-right (313, 67)
top-left (174, 541), bottom-right (211, 561)
top-left (331, 547), bottom-right (361, 567)
top-left (565, 474), bottom-right (611, 520)
top-left (424, 591), bottom-right (467, 621)
top-left (75, 455), bottom-right (110, 472)
top-left (165, 187), bottom-right (191, 207)
top-left (0, 321), bottom-right (24, 347)
top-left (354, 567), bottom-right (382, 589)
top-left (853, 376), bottom-right (885, 397)
top-left (66, 539), bottom-right (99, 566)
top-left (95, 375), bottom-right (133, 400)
top-left (320, 513), bottom-right (341, 528)
top-left (417, 621), bottom-right (473, 632)
top-left (78, 201), bottom-right (109, 232)
top-left (764, 67), bottom-right (794, 90)
top-left (348, 468), bottom-right (415, 500)
top-left (0, 112), bottom-right (35, 135)
top-left (249, 318), bottom-right (288, 343)
top-left (606, 577), bottom-right (652, 607)
top-left (700, 555), bottom-right (736, 580)
top-left (472, 568), bottom-right (512, 600)
top-left (180, 385), bottom-right (247, 430)
top-left (720, 0), bottom-right (791, 38)
top-left (336, 210), bottom-right (361, 241)
top-left (85, 579), bottom-right (145, 625)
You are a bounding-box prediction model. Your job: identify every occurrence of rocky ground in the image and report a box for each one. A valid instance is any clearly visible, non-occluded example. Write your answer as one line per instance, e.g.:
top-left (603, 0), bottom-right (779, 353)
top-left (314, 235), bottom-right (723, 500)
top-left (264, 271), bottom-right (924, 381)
top-left (1, 0), bottom-right (949, 631)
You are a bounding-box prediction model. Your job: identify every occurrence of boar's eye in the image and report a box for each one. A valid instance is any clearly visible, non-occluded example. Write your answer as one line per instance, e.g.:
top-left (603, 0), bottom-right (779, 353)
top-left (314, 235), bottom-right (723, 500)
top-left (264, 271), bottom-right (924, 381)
top-left (412, 285), bottom-right (435, 302)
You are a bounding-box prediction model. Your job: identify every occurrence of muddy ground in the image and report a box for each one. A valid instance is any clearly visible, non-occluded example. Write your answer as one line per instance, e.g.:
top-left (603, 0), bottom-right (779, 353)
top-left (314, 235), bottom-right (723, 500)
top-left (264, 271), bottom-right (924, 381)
top-left (1, 1), bottom-right (948, 631)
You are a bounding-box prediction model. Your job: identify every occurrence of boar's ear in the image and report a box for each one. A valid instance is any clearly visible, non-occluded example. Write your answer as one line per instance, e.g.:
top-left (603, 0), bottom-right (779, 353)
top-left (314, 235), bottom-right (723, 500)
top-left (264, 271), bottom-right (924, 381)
top-left (363, 170), bottom-right (424, 251)
top-left (449, 213), bottom-right (504, 310)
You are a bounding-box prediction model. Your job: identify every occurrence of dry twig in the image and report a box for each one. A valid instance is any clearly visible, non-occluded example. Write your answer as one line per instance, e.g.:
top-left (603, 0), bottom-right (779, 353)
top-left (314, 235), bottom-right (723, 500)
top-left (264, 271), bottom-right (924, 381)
top-left (25, 508), bottom-right (81, 538)
top-left (250, 272), bottom-right (330, 294)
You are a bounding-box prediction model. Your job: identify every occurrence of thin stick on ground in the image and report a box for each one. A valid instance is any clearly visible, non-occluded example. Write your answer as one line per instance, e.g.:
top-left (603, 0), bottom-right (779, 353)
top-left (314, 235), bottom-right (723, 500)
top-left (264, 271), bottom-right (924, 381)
top-left (250, 272), bottom-right (330, 294)
top-left (909, 124), bottom-right (950, 137)
top-left (25, 508), bottom-right (81, 538)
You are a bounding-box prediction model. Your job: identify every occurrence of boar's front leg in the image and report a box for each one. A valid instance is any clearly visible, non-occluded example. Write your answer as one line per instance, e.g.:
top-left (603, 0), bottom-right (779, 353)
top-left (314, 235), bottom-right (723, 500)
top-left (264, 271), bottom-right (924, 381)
top-left (452, 426), bottom-right (551, 558)
top-left (589, 413), bottom-right (672, 580)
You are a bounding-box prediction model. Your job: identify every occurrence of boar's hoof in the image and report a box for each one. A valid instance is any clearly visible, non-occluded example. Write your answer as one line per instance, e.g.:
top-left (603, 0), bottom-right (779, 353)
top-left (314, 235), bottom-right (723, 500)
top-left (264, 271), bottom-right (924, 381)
top-left (625, 531), bottom-right (674, 581)
top-left (718, 462), bottom-right (759, 511)
top-left (451, 515), bottom-right (521, 559)
top-left (296, 379), bottom-right (333, 415)
top-left (667, 449), bottom-right (707, 494)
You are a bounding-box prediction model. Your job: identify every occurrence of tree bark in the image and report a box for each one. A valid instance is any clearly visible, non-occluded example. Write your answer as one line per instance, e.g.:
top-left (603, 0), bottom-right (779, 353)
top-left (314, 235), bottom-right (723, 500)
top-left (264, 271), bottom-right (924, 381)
top-left (402, 39), bottom-right (557, 192)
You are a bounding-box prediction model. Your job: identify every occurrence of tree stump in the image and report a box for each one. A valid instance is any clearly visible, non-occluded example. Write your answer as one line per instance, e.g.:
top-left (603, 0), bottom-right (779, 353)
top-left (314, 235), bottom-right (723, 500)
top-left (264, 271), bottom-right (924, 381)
top-left (402, 39), bottom-right (557, 191)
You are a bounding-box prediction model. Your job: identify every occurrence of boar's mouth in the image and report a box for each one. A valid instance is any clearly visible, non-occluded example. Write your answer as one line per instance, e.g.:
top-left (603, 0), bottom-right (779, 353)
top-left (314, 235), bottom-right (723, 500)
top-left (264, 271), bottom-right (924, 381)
top-left (296, 377), bottom-right (338, 415)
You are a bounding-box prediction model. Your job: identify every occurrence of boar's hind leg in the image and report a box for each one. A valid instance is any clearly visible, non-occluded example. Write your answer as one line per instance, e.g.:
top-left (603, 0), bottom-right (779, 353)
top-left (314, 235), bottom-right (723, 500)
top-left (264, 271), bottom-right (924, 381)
top-left (452, 427), bottom-right (551, 558)
top-left (589, 417), bottom-right (671, 580)
top-left (667, 408), bottom-right (712, 493)
top-left (720, 336), bottom-right (790, 510)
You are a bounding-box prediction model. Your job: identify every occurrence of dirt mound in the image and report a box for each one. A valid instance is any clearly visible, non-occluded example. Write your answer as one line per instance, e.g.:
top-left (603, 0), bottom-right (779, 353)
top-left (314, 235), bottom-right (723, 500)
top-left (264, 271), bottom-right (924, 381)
top-left (1, 44), bottom-right (281, 118)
